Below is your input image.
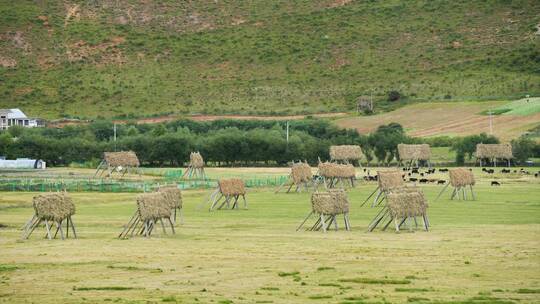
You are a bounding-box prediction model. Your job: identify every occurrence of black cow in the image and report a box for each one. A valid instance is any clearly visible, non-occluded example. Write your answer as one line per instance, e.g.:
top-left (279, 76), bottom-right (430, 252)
top-left (437, 180), bottom-right (446, 185)
top-left (419, 178), bottom-right (428, 184)
top-left (409, 178), bottom-right (418, 182)
top-left (491, 181), bottom-right (501, 186)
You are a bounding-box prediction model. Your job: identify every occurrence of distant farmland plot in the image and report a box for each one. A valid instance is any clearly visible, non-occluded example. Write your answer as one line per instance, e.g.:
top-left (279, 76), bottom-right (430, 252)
top-left (335, 100), bottom-right (540, 140)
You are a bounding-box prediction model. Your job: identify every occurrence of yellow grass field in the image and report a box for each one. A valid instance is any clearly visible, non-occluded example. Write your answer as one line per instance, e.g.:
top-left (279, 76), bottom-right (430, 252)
top-left (1, 167), bottom-right (539, 303)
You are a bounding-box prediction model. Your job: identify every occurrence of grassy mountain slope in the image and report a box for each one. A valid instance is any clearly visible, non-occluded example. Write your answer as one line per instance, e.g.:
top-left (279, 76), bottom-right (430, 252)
top-left (1, 0), bottom-right (539, 119)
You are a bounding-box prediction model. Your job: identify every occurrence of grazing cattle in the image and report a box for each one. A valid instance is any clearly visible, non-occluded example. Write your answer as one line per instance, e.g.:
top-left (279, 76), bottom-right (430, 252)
top-left (439, 168), bottom-right (448, 172)
top-left (491, 181), bottom-right (501, 186)
top-left (411, 169), bottom-right (419, 174)
top-left (535, 173), bottom-right (538, 178)
top-left (501, 169), bottom-right (511, 173)
top-left (486, 169), bottom-right (494, 174)
top-left (420, 173), bottom-right (424, 177)
top-left (419, 178), bottom-right (428, 184)
top-left (409, 178), bottom-right (418, 182)
top-left (363, 168), bottom-right (367, 172)
top-left (408, 173), bottom-right (412, 176)
top-left (437, 180), bottom-right (446, 185)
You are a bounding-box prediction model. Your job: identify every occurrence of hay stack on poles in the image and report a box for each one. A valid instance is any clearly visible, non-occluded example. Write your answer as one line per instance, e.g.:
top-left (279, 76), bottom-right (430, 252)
top-left (183, 152), bottom-right (206, 179)
top-left (368, 186), bottom-right (429, 232)
top-left (94, 151), bottom-right (141, 178)
top-left (118, 189), bottom-right (180, 238)
top-left (203, 178), bottom-right (248, 211)
top-left (296, 189), bottom-right (351, 232)
top-left (157, 185), bottom-right (183, 224)
top-left (315, 161), bottom-right (356, 189)
top-left (21, 192), bottom-right (77, 240)
top-left (275, 161), bottom-right (313, 193)
top-left (329, 145), bottom-right (364, 166)
top-left (360, 170), bottom-right (405, 208)
top-left (435, 168), bottom-right (476, 202)
top-left (397, 144), bottom-right (432, 169)
top-left (475, 143), bottom-right (513, 167)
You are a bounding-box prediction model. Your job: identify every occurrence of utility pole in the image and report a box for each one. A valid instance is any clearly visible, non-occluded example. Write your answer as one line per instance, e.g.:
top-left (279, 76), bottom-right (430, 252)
top-left (286, 121), bottom-right (289, 144)
top-left (113, 123), bottom-right (117, 151)
top-left (488, 110), bottom-right (493, 135)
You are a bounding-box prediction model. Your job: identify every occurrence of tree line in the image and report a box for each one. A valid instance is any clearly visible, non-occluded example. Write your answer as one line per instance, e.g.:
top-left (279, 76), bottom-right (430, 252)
top-left (0, 119), bottom-right (538, 167)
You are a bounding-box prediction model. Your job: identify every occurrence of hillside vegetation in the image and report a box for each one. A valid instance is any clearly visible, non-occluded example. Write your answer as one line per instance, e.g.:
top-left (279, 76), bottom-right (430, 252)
top-left (1, 0), bottom-right (539, 119)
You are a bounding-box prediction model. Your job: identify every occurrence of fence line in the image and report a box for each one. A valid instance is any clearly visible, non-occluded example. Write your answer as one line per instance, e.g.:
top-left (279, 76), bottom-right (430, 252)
top-left (0, 176), bottom-right (289, 193)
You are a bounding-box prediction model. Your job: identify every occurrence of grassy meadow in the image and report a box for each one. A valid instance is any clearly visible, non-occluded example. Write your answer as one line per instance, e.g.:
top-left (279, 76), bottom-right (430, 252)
top-left (1, 167), bottom-right (539, 304)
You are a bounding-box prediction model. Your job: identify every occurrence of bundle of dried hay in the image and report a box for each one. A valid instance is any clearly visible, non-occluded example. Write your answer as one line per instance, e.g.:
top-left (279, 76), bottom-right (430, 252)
top-left (311, 189), bottom-right (349, 215)
top-left (189, 152), bottom-right (204, 168)
top-left (318, 162), bottom-right (356, 178)
top-left (476, 144), bottom-right (513, 159)
top-left (22, 192), bottom-right (78, 240)
top-left (33, 192), bottom-right (75, 222)
top-left (157, 186), bottom-right (183, 210)
top-left (206, 178), bottom-right (248, 210)
top-left (378, 170), bottom-right (405, 191)
top-left (449, 168), bottom-right (475, 187)
top-left (104, 151), bottom-right (140, 167)
top-left (329, 145), bottom-right (364, 161)
top-left (219, 178), bottom-right (246, 196)
top-left (136, 192), bottom-right (171, 222)
top-left (387, 187), bottom-right (428, 219)
top-left (297, 189), bottom-right (351, 232)
top-left (398, 144), bottom-right (431, 161)
top-left (291, 162), bottom-right (313, 184)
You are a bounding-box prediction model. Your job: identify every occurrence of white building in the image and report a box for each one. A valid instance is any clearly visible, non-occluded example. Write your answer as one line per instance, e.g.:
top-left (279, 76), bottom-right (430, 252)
top-left (0, 108), bottom-right (44, 130)
top-left (0, 157), bottom-right (46, 169)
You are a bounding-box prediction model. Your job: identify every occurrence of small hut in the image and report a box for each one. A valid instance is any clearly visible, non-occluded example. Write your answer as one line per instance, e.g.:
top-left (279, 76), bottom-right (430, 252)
top-left (183, 152), bottom-right (206, 179)
top-left (367, 186), bottom-right (429, 232)
top-left (118, 191), bottom-right (178, 238)
top-left (360, 170), bottom-right (405, 207)
top-left (297, 189), bottom-right (351, 232)
top-left (94, 151), bottom-right (141, 178)
top-left (475, 144), bottom-right (513, 167)
top-left (397, 144), bottom-right (432, 169)
top-left (21, 192), bottom-right (77, 240)
top-left (329, 145), bottom-right (364, 166)
top-left (316, 161), bottom-right (356, 189)
top-left (204, 178), bottom-right (248, 211)
top-left (435, 168), bottom-right (476, 201)
top-left (275, 161), bottom-right (313, 193)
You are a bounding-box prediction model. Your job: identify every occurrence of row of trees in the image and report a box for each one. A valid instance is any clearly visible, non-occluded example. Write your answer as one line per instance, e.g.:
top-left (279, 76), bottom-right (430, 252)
top-left (0, 119), bottom-right (538, 167)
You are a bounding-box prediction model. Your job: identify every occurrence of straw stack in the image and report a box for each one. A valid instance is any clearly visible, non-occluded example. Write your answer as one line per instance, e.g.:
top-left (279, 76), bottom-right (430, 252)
top-left (136, 192), bottom-right (172, 222)
top-left (378, 170), bottom-right (405, 191)
top-left (157, 186), bottom-right (183, 210)
top-left (33, 192), bottom-right (75, 222)
top-left (291, 162), bottom-right (312, 184)
top-left (219, 178), bottom-right (246, 196)
top-left (476, 144), bottom-right (513, 159)
top-left (318, 162), bottom-right (356, 178)
top-left (387, 187), bottom-right (428, 219)
top-left (329, 145), bottom-right (364, 161)
top-left (104, 151), bottom-right (140, 167)
top-left (311, 189), bottom-right (349, 215)
top-left (449, 168), bottom-right (475, 187)
top-left (397, 144), bottom-right (431, 161)
top-left (189, 152), bottom-right (204, 168)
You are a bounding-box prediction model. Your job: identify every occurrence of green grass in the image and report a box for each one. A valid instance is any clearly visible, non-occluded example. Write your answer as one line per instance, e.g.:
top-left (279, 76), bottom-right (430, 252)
top-left (0, 167), bottom-right (539, 303)
top-left (1, 1), bottom-right (539, 119)
top-left (487, 97), bottom-right (540, 116)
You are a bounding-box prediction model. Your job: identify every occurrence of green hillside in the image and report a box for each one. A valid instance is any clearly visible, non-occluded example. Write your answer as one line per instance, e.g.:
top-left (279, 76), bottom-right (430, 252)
top-left (1, 0), bottom-right (539, 119)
